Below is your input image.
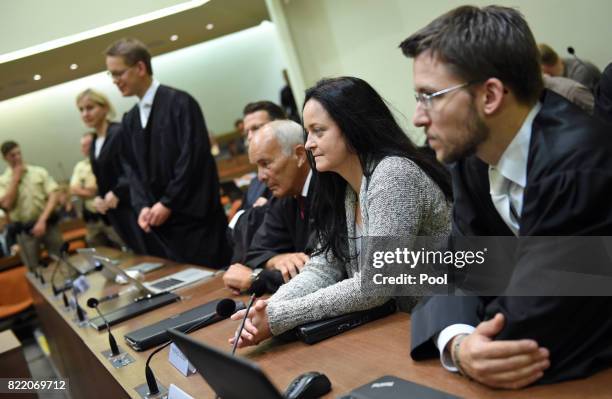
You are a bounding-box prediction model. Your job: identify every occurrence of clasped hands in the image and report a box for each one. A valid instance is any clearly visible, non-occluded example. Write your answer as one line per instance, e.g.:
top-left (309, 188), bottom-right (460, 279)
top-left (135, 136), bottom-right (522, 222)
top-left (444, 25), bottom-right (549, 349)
top-left (94, 191), bottom-right (120, 214)
top-left (138, 202), bottom-right (172, 232)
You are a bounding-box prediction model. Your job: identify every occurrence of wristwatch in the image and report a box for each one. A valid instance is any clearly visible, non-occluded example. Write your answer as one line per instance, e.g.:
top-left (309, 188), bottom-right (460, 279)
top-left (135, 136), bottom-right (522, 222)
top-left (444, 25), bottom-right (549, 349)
top-left (250, 268), bottom-right (263, 283)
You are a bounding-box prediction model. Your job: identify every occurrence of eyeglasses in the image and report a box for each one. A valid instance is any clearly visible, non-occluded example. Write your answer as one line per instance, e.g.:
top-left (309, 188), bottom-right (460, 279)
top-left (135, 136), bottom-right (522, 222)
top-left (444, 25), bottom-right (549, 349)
top-left (106, 65), bottom-right (135, 80)
top-left (415, 81), bottom-right (474, 110)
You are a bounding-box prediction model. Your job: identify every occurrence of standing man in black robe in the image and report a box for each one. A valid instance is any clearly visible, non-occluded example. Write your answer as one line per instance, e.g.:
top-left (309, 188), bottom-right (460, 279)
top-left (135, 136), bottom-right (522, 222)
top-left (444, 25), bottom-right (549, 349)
top-left (104, 38), bottom-right (230, 268)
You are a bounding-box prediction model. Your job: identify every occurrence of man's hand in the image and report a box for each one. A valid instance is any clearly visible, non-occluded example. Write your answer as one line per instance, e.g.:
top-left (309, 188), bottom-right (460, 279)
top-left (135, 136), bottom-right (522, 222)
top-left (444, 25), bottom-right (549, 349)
top-left (12, 164), bottom-right (25, 182)
top-left (138, 207), bottom-right (152, 232)
top-left (149, 202), bottom-right (171, 227)
top-left (94, 196), bottom-right (109, 214)
top-left (104, 191), bottom-right (119, 209)
top-left (31, 219), bottom-right (46, 238)
top-left (229, 299), bottom-right (272, 348)
top-left (265, 252), bottom-right (309, 282)
top-left (223, 264), bottom-right (254, 295)
top-left (252, 197), bottom-right (268, 208)
top-left (452, 313), bottom-right (550, 389)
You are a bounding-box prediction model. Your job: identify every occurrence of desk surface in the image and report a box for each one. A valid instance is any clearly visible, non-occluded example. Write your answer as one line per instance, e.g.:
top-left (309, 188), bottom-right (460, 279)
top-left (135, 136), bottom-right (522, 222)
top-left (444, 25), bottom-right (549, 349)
top-left (27, 250), bottom-right (612, 399)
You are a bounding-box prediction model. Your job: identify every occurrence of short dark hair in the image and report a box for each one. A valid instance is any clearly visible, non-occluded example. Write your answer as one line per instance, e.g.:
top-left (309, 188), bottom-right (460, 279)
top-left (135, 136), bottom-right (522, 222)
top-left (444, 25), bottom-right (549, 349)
top-left (1, 141), bottom-right (18, 157)
top-left (538, 43), bottom-right (559, 66)
top-left (243, 101), bottom-right (286, 120)
top-left (105, 38), bottom-right (153, 75)
top-left (399, 5), bottom-right (543, 105)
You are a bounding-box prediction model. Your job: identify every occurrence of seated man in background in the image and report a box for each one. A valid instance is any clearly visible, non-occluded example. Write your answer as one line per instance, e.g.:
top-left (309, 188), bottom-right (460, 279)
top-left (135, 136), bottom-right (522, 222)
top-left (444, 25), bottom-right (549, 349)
top-left (70, 132), bottom-right (125, 249)
top-left (542, 74), bottom-right (594, 114)
top-left (227, 101), bottom-right (288, 264)
top-left (223, 120), bottom-right (314, 295)
top-left (238, 101), bottom-right (287, 211)
top-left (539, 43), bottom-right (601, 93)
top-left (402, 5), bottom-right (612, 388)
top-left (0, 141), bottom-right (62, 271)
top-left (0, 210), bottom-right (16, 257)
top-left (594, 62), bottom-right (612, 124)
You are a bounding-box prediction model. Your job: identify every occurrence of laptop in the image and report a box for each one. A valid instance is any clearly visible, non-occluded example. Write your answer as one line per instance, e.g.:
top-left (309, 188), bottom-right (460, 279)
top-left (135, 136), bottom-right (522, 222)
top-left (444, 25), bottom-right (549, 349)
top-left (168, 329), bottom-right (285, 399)
top-left (337, 376), bottom-right (461, 399)
top-left (75, 248), bottom-right (104, 274)
top-left (94, 255), bottom-right (214, 294)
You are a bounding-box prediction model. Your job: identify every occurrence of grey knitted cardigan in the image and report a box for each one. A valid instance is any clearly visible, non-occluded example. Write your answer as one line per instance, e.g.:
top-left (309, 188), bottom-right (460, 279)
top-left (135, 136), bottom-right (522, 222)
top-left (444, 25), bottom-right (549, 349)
top-left (266, 156), bottom-right (451, 335)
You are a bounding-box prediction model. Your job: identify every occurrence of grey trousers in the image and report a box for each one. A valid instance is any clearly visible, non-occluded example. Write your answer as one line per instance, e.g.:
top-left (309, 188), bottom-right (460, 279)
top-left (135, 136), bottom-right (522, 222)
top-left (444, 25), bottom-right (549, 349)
top-left (16, 224), bottom-right (63, 272)
top-left (86, 220), bottom-right (125, 249)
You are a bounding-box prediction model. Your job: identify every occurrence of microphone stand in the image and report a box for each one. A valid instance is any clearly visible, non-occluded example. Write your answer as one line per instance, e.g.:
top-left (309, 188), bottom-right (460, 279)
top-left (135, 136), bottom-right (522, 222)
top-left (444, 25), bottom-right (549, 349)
top-left (231, 283), bottom-right (266, 355)
top-left (88, 298), bottom-right (120, 357)
top-left (144, 299), bottom-right (237, 397)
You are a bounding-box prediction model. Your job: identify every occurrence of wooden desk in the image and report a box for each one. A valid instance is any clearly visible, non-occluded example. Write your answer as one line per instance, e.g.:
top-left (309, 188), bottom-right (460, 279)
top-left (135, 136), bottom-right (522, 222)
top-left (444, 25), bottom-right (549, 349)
top-left (216, 154), bottom-right (256, 183)
top-left (26, 251), bottom-right (612, 399)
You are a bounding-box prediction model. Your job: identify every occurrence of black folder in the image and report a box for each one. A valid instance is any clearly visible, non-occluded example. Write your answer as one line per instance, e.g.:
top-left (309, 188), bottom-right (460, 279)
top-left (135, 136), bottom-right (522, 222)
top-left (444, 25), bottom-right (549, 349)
top-left (279, 300), bottom-right (397, 345)
top-left (89, 292), bottom-right (180, 331)
top-left (124, 299), bottom-right (245, 351)
top-left (337, 375), bottom-right (461, 399)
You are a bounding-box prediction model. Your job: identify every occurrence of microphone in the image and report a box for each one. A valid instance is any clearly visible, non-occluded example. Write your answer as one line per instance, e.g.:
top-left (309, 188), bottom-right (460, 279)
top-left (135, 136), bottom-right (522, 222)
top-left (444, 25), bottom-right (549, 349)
top-left (73, 287), bottom-right (87, 323)
top-left (50, 242), bottom-right (70, 295)
top-left (144, 299), bottom-right (237, 396)
top-left (231, 284), bottom-right (266, 355)
top-left (567, 46), bottom-right (588, 69)
top-left (87, 297), bottom-right (120, 357)
top-left (62, 290), bottom-right (70, 308)
top-left (37, 263), bottom-right (46, 285)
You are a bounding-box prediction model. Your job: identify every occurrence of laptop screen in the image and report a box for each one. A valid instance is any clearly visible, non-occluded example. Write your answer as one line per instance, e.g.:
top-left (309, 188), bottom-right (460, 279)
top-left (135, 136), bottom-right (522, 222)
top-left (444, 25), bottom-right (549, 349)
top-left (168, 329), bottom-right (285, 399)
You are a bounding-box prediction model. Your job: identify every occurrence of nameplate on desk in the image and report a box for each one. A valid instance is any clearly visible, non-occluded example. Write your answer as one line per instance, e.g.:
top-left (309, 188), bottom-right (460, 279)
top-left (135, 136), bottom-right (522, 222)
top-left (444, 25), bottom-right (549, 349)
top-left (73, 275), bottom-right (90, 294)
top-left (168, 384), bottom-right (194, 399)
top-left (169, 343), bottom-right (196, 376)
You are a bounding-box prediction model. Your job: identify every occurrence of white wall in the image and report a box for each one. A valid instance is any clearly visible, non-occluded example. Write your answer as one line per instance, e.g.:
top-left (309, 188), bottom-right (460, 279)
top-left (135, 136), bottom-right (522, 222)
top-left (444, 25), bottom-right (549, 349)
top-left (0, 22), bottom-right (287, 179)
top-left (276, 0), bottom-right (612, 142)
top-left (0, 0), bottom-right (187, 55)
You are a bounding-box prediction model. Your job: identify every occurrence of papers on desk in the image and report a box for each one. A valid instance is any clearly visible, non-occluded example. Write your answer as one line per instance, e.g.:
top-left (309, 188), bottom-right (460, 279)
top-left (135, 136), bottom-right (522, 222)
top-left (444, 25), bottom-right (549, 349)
top-left (169, 343), bottom-right (196, 376)
top-left (168, 384), bottom-right (194, 399)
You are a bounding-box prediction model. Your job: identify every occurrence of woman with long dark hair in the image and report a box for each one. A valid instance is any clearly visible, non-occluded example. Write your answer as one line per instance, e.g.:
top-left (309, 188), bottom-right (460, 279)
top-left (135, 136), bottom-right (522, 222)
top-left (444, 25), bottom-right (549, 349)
top-left (76, 89), bottom-right (145, 253)
top-left (230, 77), bottom-right (452, 346)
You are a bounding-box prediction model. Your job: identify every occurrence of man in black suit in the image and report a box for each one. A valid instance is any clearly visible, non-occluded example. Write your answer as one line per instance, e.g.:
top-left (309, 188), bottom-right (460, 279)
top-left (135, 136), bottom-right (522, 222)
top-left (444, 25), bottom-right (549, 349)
top-left (105, 38), bottom-right (230, 267)
top-left (595, 62), bottom-right (612, 124)
top-left (400, 5), bottom-right (612, 389)
top-left (226, 101), bottom-right (287, 267)
top-left (223, 120), bottom-right (313, 295)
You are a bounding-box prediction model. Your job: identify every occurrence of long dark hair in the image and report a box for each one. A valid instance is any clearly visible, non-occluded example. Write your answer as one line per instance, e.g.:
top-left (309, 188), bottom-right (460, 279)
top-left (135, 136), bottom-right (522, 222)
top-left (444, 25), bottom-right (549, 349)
top-left (304, 76), bottom-right (452, 263)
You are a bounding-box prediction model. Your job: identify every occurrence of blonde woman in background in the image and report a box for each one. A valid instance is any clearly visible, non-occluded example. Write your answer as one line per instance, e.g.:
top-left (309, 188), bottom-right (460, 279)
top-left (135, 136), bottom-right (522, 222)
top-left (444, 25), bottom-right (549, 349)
top-left (76, 89), bottom-right (144, 253)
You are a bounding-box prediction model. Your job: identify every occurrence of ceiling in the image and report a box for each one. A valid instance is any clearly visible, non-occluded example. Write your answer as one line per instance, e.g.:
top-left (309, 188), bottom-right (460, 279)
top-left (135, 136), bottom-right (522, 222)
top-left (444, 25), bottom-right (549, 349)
top-left (0, 0), bottom-right (269, 102)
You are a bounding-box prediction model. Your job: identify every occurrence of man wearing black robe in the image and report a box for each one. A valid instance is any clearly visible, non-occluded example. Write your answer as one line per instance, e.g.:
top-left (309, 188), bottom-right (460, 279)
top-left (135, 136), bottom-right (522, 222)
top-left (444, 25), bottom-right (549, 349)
top-left (105, 38), bottom-right (230, 268)
top-left (400, 5), bottom-right (612, 389)
top-left (223, 120), bottom-right (313, 294)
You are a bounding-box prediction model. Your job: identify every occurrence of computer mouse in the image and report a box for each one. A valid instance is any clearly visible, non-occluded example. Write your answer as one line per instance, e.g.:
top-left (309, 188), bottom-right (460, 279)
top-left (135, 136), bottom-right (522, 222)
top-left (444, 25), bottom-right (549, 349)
top-left (284, 371), bottom-right (332, 399)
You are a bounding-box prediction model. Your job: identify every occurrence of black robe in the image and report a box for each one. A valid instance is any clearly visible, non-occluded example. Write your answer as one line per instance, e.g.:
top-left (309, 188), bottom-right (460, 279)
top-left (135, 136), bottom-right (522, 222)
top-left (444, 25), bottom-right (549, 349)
top-left (594, 62), bottom-right (612, 125)
top-left (120, 85), bottom-right (230, 268)
top-left (90, 122), bottom-right (145, 253)
top-left (410, 90), bottom-right (612, 384)
top-left (243, 180), bottom-right (315, 293)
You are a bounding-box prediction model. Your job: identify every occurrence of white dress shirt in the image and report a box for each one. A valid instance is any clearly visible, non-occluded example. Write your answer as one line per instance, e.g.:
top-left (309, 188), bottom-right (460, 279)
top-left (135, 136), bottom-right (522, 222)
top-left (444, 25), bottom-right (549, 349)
top-left (138, 79), bottom-right (160, 129)
top-left (228, 170), bottom-right (313, 230)
top-left (435, 102), bottom-right (542, 372)
top-left (94, 137), bottom-right (105, 159)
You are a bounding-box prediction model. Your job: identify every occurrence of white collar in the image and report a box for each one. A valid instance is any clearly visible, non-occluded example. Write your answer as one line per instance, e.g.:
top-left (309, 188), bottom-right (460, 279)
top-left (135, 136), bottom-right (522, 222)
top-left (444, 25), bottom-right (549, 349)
top-left (139, 79), bottom-right (160, 107)
top-left (301, 170), bottom-right (313, 197)
top-left (492, 102), bottom-right (541, 187)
